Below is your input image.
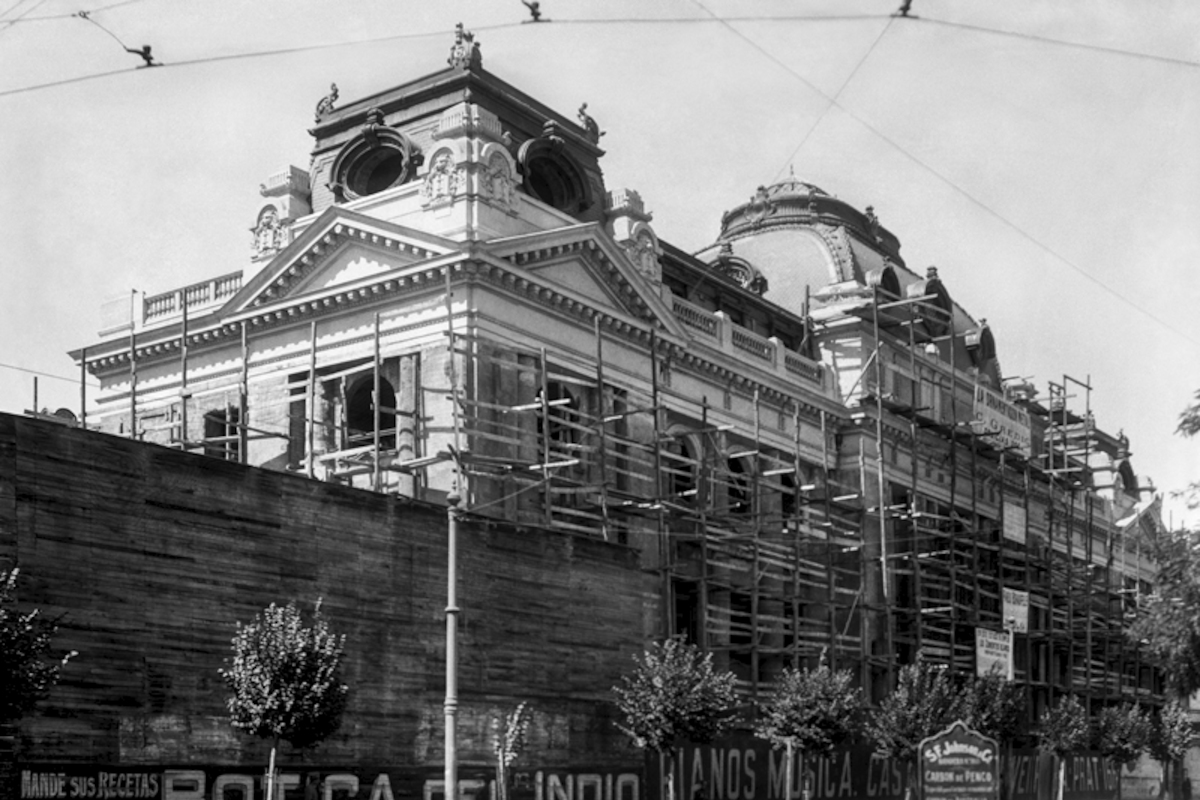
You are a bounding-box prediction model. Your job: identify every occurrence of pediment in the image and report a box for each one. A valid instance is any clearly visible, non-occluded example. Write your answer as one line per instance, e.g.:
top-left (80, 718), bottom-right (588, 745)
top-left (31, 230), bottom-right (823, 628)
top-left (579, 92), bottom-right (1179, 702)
top-left (486, 225), bottom-right (688, 338)
top-left (223, 207), bottom-right (458, 314)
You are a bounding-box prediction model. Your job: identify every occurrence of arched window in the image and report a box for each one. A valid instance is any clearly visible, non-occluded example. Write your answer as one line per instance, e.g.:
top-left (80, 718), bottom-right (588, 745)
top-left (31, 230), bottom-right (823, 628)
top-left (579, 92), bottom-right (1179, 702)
top-left (726, 455), bottom-right (752, 516)
top-left (346, 376), bottom-right (397, 450)
top-left (663, 435), bottom-right (698, 503)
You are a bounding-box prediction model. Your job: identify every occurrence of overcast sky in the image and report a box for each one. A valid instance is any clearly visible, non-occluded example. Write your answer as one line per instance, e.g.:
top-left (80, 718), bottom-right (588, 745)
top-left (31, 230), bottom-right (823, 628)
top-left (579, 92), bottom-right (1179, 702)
top-left (1, 0), bottom-right (1197, 525)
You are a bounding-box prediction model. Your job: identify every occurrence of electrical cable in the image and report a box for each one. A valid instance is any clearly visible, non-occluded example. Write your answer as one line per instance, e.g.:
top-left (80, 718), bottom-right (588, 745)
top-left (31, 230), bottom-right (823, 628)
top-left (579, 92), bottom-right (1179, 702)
top-left (76, 9), bottom-right (131, 49)
top-left (0, 21), bottom-right (527, 98)
top-left (0, 0), bottom-right (46, 36)
top-left (918, 14), bottom-right (1200, 71)
top-left (773, 15), bottom-right (895, 183)
top-left (0, 361), bottom-right (95, 386)
top-left (7, 0), bottom-right (155, 21)
top-left (693, 3), bottom-right (1200, 351)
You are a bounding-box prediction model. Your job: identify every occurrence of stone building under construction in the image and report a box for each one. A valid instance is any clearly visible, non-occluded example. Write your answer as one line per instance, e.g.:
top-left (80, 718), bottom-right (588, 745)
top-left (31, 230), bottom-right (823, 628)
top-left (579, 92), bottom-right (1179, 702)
top-left (59, 24), bottom-right (1166, 753)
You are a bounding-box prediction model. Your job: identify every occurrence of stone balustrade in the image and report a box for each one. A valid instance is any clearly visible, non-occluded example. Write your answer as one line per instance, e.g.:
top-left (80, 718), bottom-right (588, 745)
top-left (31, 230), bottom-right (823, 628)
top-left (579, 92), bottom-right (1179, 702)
top-left (668, 293), bottom-right (824, 388)
top-left (142, 271), bottom-right (244, 324)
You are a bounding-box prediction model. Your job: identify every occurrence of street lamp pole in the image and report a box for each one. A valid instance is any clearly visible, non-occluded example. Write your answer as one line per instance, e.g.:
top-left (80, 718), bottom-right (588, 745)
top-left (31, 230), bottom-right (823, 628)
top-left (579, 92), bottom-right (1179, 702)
top-left (444, 489), bottom-right (461, 800)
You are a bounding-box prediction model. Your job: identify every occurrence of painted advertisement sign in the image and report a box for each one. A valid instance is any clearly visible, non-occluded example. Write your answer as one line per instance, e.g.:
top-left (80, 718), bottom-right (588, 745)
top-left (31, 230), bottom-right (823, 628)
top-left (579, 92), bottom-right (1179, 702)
top-left (1001, 503), bottom-right (1026, 546)
top-left (1002, 588), bottom-right (1029, 634)
top-left (974, 628), bottom-right (1013, 680)
top-left (13, 765), bottom-right (641, 800)
top-left (918, 722), bottom-right (998, 800)
top-left (644, 741), bottom-right (1114, 800)
top-left (971, 386), bottom-right (1031, 459)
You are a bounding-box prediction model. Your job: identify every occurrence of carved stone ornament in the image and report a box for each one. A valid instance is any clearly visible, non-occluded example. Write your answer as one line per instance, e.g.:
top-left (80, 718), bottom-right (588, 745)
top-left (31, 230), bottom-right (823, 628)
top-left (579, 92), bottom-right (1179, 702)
top-left (362, 107), bottom-right (387, 146)
top-left (713, 243), bottom-right (767, 295)
top-left (864, 205), bottom-right (881, 242)
top-left (314, 83), bottom-right (338, 123)
top-left (447, 23), bottom-right (481, 70)
top-left (420, 151), bottom-right (462, 207)
top-left (621, 231), bottom-right (661, 283)
top-left (746, 185), bottom-right (775, 225)
top-left (577, 103), bottom-right (605, 144)
top-left (482, 153), bottom-right (516, 211)
top-left (251, 206), bottom-right (285, 258)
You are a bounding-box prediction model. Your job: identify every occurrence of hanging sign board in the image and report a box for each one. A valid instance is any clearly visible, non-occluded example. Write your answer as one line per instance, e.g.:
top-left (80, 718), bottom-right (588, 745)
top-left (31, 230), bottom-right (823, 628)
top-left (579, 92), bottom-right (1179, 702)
top-left (1002, 588), bottom-right (1029, 633)
top-left (1002, 502), bottom-right (1027, 545)
top-left (972, 386), bottom-right (1032, 459)
top-left (975, 628), bottom-right (1013, 680)
top-left (919, 721), bottom-right (1000, 800)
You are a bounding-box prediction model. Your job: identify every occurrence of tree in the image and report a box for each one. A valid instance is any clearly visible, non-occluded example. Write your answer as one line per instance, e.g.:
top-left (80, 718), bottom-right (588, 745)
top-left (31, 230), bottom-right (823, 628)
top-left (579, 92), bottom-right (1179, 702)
top-left (1125, 527), bottom-right (1200, 700)
top-left (613, 639), bottom-right (738, 800)
top-left (952, 671), bottom-right (1026, 747)
top-left (492, 702), bottom-right (531, 800)
top-left (755, 654), bottom-right (863, 800)
top-left (866, 659), bottom-right (963, 800)
top-left (0, 568), bottom-right (75, 724)
top-left (220, 599), bottom-right (348, 800)
top-left (1036, 695), bottom-right (1090, 800)
top-left (1148, 701), bottom-right (1192, 800)
top-left (1093, 703), bottom-right (1151, 800)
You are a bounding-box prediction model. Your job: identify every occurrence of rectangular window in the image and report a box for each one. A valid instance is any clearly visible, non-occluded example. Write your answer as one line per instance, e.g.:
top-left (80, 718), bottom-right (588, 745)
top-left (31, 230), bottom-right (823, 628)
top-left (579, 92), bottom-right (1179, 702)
top-left (203, 405), bottom-right (241, 462)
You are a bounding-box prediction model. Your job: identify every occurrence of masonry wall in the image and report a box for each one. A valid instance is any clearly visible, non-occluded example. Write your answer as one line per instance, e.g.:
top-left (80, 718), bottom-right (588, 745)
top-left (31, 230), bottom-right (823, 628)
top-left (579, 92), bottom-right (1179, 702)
top-left (0, 413), bottom-right (651, 770)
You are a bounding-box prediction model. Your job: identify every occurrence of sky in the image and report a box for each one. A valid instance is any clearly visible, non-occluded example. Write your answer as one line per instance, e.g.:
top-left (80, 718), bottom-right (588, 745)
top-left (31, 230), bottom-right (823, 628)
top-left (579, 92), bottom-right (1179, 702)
top-left (1, 0), bottom-right (1198, 526)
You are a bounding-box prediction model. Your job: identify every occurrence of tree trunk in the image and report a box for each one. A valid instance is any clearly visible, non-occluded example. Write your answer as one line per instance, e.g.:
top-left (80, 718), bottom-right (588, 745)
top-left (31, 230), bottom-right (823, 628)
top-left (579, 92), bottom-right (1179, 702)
top-left (785, 741), bottom-right (794, 800)
top-left (1057, 757), bottom-right (1065, 800)
top-left (267, 739), bottom-right (278, 800)
top-left (666, 749), bottom-right (677, 800)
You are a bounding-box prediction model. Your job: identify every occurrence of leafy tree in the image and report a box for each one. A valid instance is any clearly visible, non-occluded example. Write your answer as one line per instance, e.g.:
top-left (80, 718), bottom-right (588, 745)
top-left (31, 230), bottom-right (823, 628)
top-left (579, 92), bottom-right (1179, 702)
top-left (867, 659), bottom-right (960, 762)
top-left (866, 659), bottom-right (963, 800)
top-left (613, 638), bottom-right (738, 800)
top-left (492, 702), bottom-right (531, 800)
top-left (1178, 391), bottom-right (1200, 508)
top-left (755, 654), bottom-right (863, 800)
top-left (1125, 527), bottom-right (1200, 700)
top-left (1148, 701), bottom-right (1192, 800)
top-left (0, 568), bottom-right (75, 724)
top-left (1036, 695), bottom-right (1090, 800)
top-left (220, 599), bottom-right (348, 800)
top-left (1093, 702), bottom-right (1151, 800)
top-left (952, 671), bottom-right (1026, 747)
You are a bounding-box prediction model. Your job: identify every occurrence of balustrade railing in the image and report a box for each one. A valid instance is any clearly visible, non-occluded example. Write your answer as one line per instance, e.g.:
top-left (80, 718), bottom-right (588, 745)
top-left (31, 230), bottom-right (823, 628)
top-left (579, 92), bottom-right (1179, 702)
top-left (143, 271), bottom-right (243, 322)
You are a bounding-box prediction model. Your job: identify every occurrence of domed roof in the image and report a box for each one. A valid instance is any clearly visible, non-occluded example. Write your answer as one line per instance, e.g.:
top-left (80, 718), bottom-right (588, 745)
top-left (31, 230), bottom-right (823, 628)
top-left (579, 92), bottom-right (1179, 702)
top-left (756, 171), bottom-right (831, 202)
top-left (715, 169), bottom-right (903, 267)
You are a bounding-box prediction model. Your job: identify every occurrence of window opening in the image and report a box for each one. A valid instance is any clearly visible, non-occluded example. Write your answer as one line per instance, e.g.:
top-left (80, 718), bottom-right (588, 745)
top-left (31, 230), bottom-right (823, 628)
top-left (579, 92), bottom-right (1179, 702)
top-left (203, 406), bottom-right (241, 461)
top-left (346, 376), bottom-right (397, 450)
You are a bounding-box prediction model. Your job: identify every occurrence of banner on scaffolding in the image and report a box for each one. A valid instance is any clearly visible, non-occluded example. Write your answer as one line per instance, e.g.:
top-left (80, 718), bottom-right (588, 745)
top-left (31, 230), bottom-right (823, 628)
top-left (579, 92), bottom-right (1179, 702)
top-left (972, 386), bottom-right (1032, 459)
top-left (1002, 588), bottom-right (1029, 633)
top-left (1002, 501), bottom-right (1026, 545)
top-left (975, 627), bottom-right (1013, 680)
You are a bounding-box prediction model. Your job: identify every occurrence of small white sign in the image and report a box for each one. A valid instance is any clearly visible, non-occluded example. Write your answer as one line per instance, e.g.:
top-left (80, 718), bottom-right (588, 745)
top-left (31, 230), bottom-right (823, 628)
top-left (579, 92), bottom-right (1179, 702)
top-left (1003, 501), bottom-right (1027, 545)
top-left (1003, 588), bottom-right (1029, 633)
top-left (973, 385), bottom-right (1032, 458)
top-left (975, 627), bottom-right (1013, 680)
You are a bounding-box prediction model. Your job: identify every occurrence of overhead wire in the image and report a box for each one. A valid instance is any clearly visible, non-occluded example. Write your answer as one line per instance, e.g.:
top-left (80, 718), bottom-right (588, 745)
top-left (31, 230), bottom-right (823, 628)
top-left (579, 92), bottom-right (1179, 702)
top-left (0, 0), bottom-right (47, 36)
top-left (6, 0), bottom-right (155, 21)
top-left (919, 14), bottom-right (1200, 71)
top-left (0, 361), bottom-right (95, 386)
top-left (692, 2), bottom-right (1200, 351)
top-left (772, 14), bottom-right (895, 183)
top-left (0, 20), bottom-right (528, 98)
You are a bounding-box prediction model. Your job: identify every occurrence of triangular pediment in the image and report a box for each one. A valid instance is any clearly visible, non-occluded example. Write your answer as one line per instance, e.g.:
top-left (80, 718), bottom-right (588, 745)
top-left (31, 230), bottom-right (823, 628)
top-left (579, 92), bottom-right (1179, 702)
top-left (484, 224), bottom-right (688, 338)
top-left (223, 207), bottom-right (459, 314)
